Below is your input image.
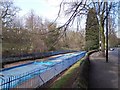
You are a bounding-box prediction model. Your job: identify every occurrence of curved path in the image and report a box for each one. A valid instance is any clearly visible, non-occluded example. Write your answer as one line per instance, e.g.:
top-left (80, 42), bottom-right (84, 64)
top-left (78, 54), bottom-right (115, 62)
top-left (89, 48), bottom-right (119, 88)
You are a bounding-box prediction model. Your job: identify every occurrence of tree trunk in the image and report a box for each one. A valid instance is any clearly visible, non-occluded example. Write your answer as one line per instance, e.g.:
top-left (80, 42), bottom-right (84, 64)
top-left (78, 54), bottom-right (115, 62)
top-left (100, 22), bottom-right (105, 57)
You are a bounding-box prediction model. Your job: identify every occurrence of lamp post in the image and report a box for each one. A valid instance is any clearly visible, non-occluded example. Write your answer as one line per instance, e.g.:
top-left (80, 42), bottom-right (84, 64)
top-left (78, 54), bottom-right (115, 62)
top-left (106, 1), bottom-right (108, 63)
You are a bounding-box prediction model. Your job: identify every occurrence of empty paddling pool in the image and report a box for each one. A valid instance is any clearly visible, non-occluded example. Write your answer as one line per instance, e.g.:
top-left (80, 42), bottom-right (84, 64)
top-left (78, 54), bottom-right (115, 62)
top-left (0, 51), bottom-right (86, 89)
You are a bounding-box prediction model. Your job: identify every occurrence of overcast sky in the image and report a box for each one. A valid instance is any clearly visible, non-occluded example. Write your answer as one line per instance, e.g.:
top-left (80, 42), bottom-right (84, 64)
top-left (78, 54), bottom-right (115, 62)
top-left (15, 0), bottom-right (59, 18)
top-left (14, 0), bottom-right (86, 29)
top-left (14, 0), bottom-right (119, 37)
top-left (14, 0), bottom-right (68, 25)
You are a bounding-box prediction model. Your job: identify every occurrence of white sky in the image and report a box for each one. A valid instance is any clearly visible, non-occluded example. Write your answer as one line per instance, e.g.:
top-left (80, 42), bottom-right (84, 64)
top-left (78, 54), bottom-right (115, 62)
top-left (14, 0), bottom-right (119, 37)
top-left (14, 0), bottom-right (86, 29)
top-left (14, 0), bottom-right (59, 18)
top-left (14, 0), bottom-right (68, 25)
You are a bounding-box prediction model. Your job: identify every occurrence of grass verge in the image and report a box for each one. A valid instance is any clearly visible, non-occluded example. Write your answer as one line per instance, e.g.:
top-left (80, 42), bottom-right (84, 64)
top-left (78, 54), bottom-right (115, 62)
top-left (50, 50), bottom-right (97, 88)
top-left (50, 58), bottom-right (85, 88)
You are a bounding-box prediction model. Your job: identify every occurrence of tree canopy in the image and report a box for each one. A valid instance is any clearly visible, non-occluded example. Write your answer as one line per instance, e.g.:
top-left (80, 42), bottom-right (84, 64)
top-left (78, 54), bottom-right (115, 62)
top-left (56, 0), bottom-right (118, 55)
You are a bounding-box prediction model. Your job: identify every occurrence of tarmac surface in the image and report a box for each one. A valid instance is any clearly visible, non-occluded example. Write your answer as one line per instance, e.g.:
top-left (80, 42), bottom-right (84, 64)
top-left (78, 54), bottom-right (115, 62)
top-left (89, 48), bottom-right (119, 88)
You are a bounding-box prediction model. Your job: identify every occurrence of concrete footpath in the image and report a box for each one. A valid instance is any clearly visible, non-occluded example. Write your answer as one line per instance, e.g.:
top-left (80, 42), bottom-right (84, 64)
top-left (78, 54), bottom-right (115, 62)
top-left (88, 50), bottom-right (119, 88)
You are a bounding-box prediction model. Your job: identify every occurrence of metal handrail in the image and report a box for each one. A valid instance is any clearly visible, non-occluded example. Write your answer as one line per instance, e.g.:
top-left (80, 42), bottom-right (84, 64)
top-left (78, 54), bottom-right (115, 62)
top-left (0, 52), bottom-right (86, 89)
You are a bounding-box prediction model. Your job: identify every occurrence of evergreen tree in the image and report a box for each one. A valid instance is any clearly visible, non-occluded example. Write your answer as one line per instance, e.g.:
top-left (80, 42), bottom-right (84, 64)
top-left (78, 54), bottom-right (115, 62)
top-left (85, 8), bottom-right (99, 50)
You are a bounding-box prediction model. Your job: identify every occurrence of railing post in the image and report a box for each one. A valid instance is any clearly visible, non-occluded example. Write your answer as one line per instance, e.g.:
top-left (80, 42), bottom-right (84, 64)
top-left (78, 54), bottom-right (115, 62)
top-left (8, 77), bottom-right (10, 90)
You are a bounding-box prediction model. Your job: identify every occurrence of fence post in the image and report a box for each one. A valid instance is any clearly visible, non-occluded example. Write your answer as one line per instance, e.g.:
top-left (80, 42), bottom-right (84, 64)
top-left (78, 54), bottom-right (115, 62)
top-left (8, 77), bottom-right (11, 90)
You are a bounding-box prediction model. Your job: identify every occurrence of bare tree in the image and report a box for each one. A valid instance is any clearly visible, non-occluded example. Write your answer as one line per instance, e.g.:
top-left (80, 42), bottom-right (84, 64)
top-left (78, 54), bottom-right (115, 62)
top-left (65, 30), bottom-right (85, 50)
top-left (25, 10), bottom-right (48, 52)
top-left (1, 0), bottom-right (20, 27)
top-left (108, 16), bottom-right (118, 48)
top-left (56, 0), bottom-right (118, 56)
top-left (11, 16), bottom-right (24, 29)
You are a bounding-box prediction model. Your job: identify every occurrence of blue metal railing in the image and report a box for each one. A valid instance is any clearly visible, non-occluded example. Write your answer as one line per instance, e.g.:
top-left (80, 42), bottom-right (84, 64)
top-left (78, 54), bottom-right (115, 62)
top-left (0, 51), bottom-right (86, 89)
top-left (2, 50), bottom-right (78, 64)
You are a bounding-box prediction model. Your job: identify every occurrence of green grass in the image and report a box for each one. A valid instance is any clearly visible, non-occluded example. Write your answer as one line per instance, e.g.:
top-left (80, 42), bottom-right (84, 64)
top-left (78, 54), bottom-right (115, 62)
top-left (51, 58), bottom-right (84, 88)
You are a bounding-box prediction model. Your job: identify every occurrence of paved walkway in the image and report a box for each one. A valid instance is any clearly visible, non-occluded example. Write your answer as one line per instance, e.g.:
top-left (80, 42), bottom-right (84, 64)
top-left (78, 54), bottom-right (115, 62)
top-left (88, 51), bottom-right (119, 88)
